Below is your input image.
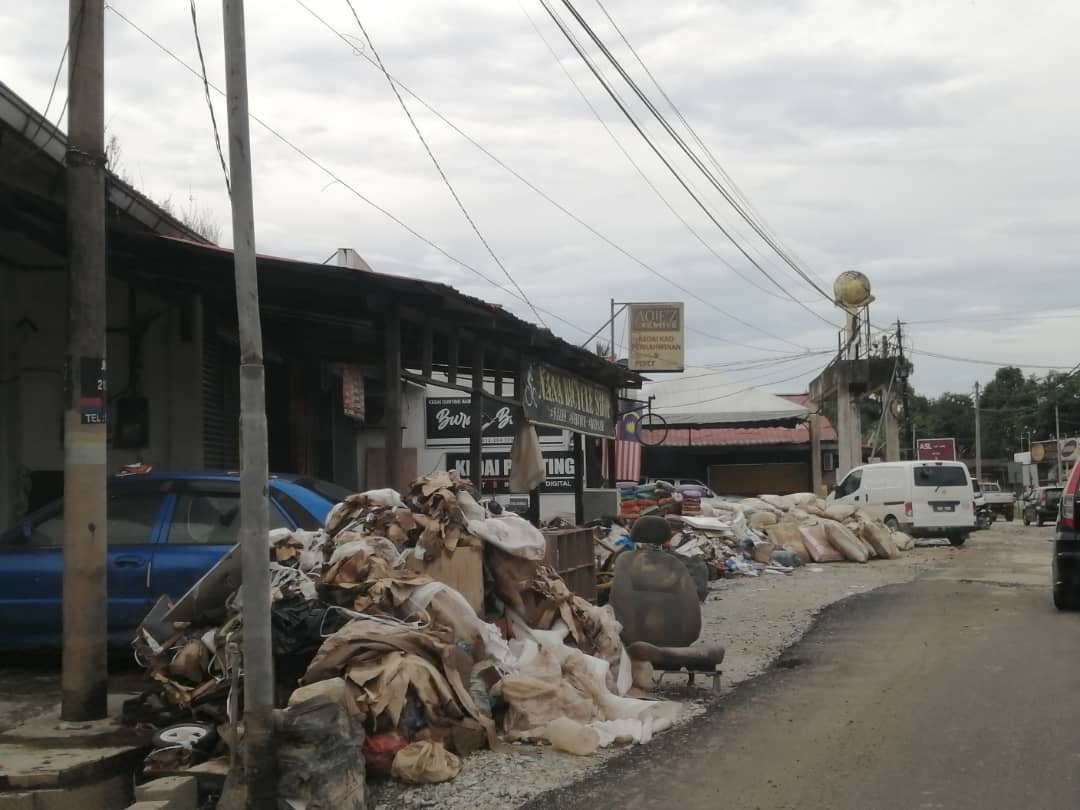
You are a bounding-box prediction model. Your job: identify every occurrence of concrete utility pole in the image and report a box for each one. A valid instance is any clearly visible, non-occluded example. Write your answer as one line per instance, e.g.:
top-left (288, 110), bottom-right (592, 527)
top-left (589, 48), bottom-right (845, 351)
top-left (1056, 403), bottom-right (1063, 484)
top-left (220, 1), bottom-right (275, 806)
top-left (62, 0), bottom-right (108, 722)
top-left (974, 382), bottom-right (982, 484)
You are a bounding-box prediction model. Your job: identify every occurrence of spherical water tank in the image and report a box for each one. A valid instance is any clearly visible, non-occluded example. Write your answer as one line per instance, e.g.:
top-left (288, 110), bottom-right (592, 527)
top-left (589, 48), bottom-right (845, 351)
top-left (834, 270), bottom-right (873, 311)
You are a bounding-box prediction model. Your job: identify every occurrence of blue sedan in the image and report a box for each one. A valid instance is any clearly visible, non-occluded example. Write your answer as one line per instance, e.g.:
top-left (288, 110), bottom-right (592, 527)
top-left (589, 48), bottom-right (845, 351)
top-left (0, 472), bottom-right (348, 649)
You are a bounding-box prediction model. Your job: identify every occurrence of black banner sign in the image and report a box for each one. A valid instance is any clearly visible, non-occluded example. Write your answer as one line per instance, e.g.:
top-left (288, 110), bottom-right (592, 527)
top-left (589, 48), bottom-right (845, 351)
top-left (445, 451), bottom-right (576, 494)
top-left (425, 398), bottom-right (562, 447)
top-left (522, 362), bottom-right (614, 439)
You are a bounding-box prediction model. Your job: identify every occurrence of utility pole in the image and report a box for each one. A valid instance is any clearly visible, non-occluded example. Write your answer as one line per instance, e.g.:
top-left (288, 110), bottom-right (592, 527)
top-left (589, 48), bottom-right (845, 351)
top-left (1056, 402), bottom-right (1063, 484)
top-left (62, 0), bottom-right (108, 722)
top-left (221, 1), bottom-right (275, 806)
top-left (974, 382), bottom-right (982, 484)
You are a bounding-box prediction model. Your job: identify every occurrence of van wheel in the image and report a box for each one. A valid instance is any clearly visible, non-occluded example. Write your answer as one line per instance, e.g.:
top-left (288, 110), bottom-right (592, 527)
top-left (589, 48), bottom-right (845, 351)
top-left (1023, 513), bottom-right (1031, 526)
top-left (884, 516), bottom-right (899, 532)
top-left (948, 533), bottom-right (967, 547)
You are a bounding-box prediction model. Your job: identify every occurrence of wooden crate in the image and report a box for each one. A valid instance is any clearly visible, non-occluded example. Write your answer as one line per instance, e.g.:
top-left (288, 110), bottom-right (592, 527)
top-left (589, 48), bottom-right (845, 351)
top-left (542, 527), bottom-right (597, 603)
top-left (405, 544), bottom-right (484, 615)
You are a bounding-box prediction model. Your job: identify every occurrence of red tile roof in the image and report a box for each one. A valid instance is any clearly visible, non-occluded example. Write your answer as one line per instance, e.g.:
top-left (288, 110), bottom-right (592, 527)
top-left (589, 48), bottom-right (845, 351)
top-left (644, 394), bottom-right (837, 447)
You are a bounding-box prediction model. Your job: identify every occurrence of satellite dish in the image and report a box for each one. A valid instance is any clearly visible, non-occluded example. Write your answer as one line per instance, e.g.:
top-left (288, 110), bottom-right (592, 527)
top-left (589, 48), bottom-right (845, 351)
top-left (834, 270), bottom-right (874, 314)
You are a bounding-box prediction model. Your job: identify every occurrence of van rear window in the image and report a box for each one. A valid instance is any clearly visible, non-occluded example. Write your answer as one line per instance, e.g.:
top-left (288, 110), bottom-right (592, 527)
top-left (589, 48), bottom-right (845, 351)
top-left (914, 466), bottom-right (968, 487)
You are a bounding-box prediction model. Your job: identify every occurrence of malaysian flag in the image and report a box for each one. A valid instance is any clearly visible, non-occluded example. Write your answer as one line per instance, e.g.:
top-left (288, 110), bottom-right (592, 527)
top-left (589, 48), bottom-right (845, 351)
top-left (604, 400), bottom-right (644, 482)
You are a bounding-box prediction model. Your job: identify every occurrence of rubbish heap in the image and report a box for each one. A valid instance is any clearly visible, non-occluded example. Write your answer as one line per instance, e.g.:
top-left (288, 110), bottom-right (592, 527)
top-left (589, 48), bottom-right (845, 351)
top-left (130, 471), bottom-right (681, 798)
top-left (597, 492), bottom-right (915, 587)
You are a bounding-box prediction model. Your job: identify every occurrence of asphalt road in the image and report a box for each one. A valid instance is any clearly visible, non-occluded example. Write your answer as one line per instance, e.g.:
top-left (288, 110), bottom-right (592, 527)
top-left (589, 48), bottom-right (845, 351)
top-left (530, 526), bottom-right (1080, 810)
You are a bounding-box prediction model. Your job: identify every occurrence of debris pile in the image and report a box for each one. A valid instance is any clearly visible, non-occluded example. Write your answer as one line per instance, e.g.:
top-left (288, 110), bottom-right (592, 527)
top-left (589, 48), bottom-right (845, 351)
top-left (597, 492), bottom-right (916, 588)
top-left (131, 472), bottom-right (681, 798)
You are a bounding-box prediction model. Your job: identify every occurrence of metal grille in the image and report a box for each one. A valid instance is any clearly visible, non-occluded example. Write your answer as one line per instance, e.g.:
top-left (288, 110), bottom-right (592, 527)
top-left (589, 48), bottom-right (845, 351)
top-left (201, 315), bottom-right (240, 470)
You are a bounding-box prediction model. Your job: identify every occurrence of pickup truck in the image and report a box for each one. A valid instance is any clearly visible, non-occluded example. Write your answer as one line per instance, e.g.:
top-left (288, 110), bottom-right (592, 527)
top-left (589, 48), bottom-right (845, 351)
top-left (977, 481), bottom-right (1015, 521)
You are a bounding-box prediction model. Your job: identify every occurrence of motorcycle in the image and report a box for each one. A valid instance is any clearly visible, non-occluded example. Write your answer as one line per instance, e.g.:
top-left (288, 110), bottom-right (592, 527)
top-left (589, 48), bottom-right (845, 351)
top-left (974, 495), bottom-right (995, 530)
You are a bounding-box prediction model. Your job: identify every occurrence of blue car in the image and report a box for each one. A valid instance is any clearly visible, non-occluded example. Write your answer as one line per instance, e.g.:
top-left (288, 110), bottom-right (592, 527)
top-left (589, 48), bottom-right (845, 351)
top-left (0, 472), bottom-right (349, 649)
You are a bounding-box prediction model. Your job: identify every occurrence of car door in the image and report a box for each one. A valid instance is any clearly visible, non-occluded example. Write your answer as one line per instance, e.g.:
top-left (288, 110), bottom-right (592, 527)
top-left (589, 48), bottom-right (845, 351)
top-left (149, 481), bottom-right (292, 605)
top-left (0, 486), bottom-right (167, 648)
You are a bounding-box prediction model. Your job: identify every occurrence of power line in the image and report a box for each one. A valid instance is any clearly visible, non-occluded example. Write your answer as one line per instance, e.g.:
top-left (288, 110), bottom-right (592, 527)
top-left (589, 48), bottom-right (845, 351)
top-left (555, 0), bottom-right (836, 306)
top-left (292, 0), bottom-right (814, 353)
top-left (590, 0), bottom-right (830, 293)
top-left (341, 0), bottom-right (547, 328)
top-left (523, 1), bottom-right (818, 307)
top-left (106, 3), bottom-right (583, 336)
top-left (538, 0), bottom-right (840, 329)
top-left (188, 0), bottom-right (231, 195)
top-left (912, 349), bottom-right (1072, 370)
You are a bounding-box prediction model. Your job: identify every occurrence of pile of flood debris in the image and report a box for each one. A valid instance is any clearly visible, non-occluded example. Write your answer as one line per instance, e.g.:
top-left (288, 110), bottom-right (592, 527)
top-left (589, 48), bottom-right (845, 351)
top-left (128, 472), bottom-right (681, 803)
top-left (597, 492), bottom-right (915, 587)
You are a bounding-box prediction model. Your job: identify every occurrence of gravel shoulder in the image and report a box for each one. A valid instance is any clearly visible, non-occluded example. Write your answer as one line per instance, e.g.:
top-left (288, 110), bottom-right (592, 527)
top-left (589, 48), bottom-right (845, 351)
top-left (372, 530), bottom-right (987, 809)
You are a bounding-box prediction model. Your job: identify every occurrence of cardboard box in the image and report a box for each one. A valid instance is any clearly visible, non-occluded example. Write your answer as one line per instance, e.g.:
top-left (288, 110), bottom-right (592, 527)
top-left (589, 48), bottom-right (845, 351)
top-left (405, 544), bottom-right (484, 615)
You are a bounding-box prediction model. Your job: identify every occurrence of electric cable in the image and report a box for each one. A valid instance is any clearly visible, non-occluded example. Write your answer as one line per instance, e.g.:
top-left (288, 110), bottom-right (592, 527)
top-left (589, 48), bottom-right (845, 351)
top-left (556, 0), bottom-right (836, 304)
top-left (538, 0), bottom-right (841, 328)
top-left (188, 0), bottom-right (231, 195)
top-left (342, 0), bottom-right (547, 328)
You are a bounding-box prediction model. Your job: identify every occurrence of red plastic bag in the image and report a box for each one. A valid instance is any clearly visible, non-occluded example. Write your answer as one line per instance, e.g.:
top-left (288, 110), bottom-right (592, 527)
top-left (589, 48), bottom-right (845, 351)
top-left (363, 733), bottom-right (408, 777)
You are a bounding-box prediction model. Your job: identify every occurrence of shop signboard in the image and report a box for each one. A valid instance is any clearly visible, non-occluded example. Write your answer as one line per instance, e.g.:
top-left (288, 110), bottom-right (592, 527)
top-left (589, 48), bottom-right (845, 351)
top-left (445, 451), bottom-right (576, 493)
top-left (522, 362), bottom-right (614, 439)
top-left (425, 398), bottom-right (563, 447)
top-left (628, 302), bottom-right (685, 372)
top-left (916, 437), bottom-right (956, 461)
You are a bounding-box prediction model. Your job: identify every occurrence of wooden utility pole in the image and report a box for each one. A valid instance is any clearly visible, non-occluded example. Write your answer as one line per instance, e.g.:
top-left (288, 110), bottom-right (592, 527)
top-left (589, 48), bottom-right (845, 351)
top-left (62, 0), bottom-right (108, 722)
top-left (220, 1), bottom-right (275, 806)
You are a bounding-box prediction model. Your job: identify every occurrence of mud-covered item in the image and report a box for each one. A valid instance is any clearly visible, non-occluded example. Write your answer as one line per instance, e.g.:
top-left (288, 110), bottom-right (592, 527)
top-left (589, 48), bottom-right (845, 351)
top-left (798, 525), bottom-right (844, 563)
top-left (860, 522), bottom-right (902, 559)
top-left (669, 551), bottom-right (709, 602)
top-left (276, 696), bottom-right (366, 810)
top-left (629, 515), bottom-right (672, 545)
top-left (627, 640), bottom-right (724, 691)
top-left (765, 522), bottom-right (811, 563)
top-left (363, 733), bottom-right (409, 777)
top-left (893, 531), bottom-right (915, 551)
top-left (822, 520), bottom-right (869, 563)
top-left (771, 549), bottom-right (803, 568)
top-left (609, 546), bottom-right (701, 647)
top-left (391, 740), bottom-right (462, 784)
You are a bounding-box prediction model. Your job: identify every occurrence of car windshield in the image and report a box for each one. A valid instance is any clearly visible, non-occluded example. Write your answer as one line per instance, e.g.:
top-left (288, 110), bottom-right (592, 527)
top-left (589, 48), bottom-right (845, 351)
top-left (1045, 488), bottom-right (1062, 506)
top-left (914, 466), bottom-right (968, 487)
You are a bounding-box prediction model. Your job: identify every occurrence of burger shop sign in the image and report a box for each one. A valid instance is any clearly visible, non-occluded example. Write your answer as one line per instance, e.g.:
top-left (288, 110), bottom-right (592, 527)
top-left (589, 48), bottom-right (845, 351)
top-left (522, 362), bottom-right (614, 439)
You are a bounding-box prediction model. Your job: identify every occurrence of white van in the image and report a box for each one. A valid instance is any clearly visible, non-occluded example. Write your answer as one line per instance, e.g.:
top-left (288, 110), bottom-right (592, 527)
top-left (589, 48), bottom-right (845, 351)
top-left (828, 460), bottom-right (976, 545)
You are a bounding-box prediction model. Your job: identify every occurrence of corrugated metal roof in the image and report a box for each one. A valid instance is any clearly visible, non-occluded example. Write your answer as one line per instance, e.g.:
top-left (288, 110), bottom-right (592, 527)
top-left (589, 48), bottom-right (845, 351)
top-left (645, 394), bottom-right (837, 447)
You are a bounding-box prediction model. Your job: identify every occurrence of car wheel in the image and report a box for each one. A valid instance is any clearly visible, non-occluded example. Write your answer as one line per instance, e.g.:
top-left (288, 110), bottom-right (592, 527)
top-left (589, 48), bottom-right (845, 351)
top-left (1005, 508), bottom-right (1014, 522)
top-left (1053, 585), bottom-right (1079, 611)
top-left (1023, 513), bottom-right (1031, 526)
top-left (884, 516), bottom-right (899, 532)
top-left (1037, 516), bottom-right (1044, 527)
top-left (152, 721), bottom-right (219, 752)
top-left (948, 533), bottom-right (967, 547)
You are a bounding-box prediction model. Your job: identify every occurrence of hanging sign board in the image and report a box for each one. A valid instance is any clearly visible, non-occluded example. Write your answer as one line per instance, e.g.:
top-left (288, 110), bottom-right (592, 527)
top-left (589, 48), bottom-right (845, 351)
top-left (522, 362), bottom-right (614, 439)
top-left (425, 398), bottom-right (563, 447)
top-left (342, 365), bottom-right (366, 421)
top-left (916, 438), bottom-right (956, 461)
top-left (628, 302), bottom-right (685, 372)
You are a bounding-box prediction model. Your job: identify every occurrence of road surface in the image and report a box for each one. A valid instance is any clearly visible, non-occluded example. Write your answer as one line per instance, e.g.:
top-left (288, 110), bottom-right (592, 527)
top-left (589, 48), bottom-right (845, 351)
top-left (529, 525), bottom-right (1080, 810)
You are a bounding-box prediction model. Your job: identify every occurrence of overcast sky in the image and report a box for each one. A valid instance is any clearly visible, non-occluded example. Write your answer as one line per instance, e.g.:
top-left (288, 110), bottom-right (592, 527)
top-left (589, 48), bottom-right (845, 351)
top-left (4, 0), bottom-right (1079, 398)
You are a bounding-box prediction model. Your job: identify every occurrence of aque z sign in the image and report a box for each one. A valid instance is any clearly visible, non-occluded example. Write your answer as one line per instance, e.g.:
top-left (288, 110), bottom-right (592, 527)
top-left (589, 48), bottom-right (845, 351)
top-left (628, 302), bottom-right (684, 372)
top-left (522, 363), bottom-right (614, 439)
